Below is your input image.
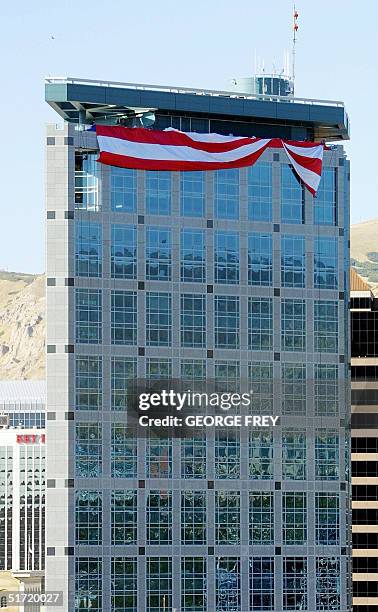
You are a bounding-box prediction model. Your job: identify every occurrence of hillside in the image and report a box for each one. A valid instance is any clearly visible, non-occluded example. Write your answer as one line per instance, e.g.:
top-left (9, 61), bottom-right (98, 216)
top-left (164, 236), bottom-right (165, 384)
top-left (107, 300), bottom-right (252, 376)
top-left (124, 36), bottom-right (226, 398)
top-left (0, 272), bottom-right (45, 379)
top-left (350, 219), bottom-right (378, 294)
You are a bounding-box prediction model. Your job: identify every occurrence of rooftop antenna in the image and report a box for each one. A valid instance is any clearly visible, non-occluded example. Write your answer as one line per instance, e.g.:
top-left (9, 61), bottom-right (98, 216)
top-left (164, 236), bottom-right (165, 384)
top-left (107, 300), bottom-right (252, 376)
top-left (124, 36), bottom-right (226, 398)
top-left (292, 5), bottom-right (299, 94)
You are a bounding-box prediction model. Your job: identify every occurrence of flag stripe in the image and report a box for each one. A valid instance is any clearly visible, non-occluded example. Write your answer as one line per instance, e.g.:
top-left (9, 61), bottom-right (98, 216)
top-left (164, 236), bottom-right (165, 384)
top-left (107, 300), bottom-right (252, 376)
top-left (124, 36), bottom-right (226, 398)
top-left (98, 149), bottom-right (272, 171)
top-left (97, 135), bottom-right (271, 164)
top-left (96, 125), bottom-right (255, 153)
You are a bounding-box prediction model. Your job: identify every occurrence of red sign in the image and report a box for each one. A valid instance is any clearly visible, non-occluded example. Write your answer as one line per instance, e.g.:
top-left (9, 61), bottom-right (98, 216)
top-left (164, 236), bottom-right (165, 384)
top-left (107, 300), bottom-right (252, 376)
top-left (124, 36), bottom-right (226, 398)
top-left (16, 434), bottom-right (45, 444)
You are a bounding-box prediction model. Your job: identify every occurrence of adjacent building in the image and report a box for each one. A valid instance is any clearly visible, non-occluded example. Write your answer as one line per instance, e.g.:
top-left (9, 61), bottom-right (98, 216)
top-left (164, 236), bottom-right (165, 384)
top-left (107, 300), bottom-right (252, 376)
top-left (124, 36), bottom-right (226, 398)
top-left (0, 381), bottom-right (45, 604)
top-left (45, 76), bottom-right (351, 611)
top-left (351, 269), bottom-right (378, 610)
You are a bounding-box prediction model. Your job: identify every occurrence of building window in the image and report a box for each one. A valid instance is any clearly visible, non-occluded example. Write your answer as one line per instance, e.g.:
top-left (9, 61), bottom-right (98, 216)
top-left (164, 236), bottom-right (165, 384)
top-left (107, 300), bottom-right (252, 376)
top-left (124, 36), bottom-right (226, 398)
top-left (248, 162), bottom-right (272, 221)
top-left (315, 493), bottom-right (339, 545)
top-left (111, 424), bottom-right (137, 478)
top-left (282, 430), bottom-right (306, 480)
top-left (111, 224), bottom-right (137, 279)
top-left (216, 557), bottom-right (240, 610)
top-left (315, 430), bottom-right (339, 480)
top-left (214, 169), bottom-right (239, 219)
top-left (146, 491), bottom-right (172, 545)
top-left (146, 171), bottom-right (171, 215)
top-left (146, 557), bottom-right (172, 612)
top-left (181, 229), bottom-right (205, 282)
top-left (314, 168), bottom-right (337, 226)
top-left (111, 357), bottom-right (137, 411)
top-left (181, 435), bottom-right (207, 479)
top-left (146, 227), bottom-right (171, 281)
top-left (111, 167), bottom-right (136, 212)
top-left (283, 493), bottom-right (307, 545)
top-left (216, 491), bottom-right (240, 544)
top-left (111, 291), bottom-right (137, 345)
top-left (314, 237), bottom-right (338, 289)
top-left (314, 301), bottom-right (338, 353)
top-left (281, 235), bottom-right (305, 288)
top-left (111, 557), bottom-right (137, 611)
top-left (249, 362), bottom-right (273, 413)
top-left (283, 557), bottom-right (307, 610)
top-left (248, 233), bottom-right (272, 286)
top-left (181, 557), bottom-right (207, 611)
top-left (181, 359), bottom-right (206, 381)
top-left (281, 165), bottom-right (305, 224)
top-left (75, 490), bottom-right (102, 545)
top-left (9, 413), bottom-right (45, 428)
top-left (76, 289), bottom-right (102, 344)
top-left (181, 294), bottom-right (206, 347)
top-left (76, 356), bottom-right (102, 410)
top-left (249, 431), bottom-right (273, 479)
top-left (111, 491), bottom-right (137, 544)
top-left (214, 231), bottom-right (239, 284)
top-left (215, 432), bottom-right (240, 479)
top-left (249, 493), bottom-right (274, 544)
top-left (146, 358), bottom-right (172, 380)
top-left (75, 222), bottom-right (102, 277)
top-left (146, 292), bottom-right (171, 346)
top-left (146, 438), bottom-right (172, 478)
top-left (315, 364), bottom-right (338, 416)
top-left (281, 299), bottom-right (306, 352)
top-left (214, 360), bottom-right (240, 391)
top-left (181, 171), bottom-right (205, 217)
top-left (250, 557), bottom-right (274, 611)
top-left (248, 297), bottom-right (273, 351)
top-left (316, 557), bottom-right (340, 610)
top-left (75, 153), bottom-right (99, 211)
top-left (282, 364), bottom-right (306, 415)
top-left (214, 296), bottom-right (239, 349)
top-left (75, 558), bottom-right (102, 611)
top-left (181, 492), bottom-right (207, 544)
top-left (76, 423), bottom-right (102, 478)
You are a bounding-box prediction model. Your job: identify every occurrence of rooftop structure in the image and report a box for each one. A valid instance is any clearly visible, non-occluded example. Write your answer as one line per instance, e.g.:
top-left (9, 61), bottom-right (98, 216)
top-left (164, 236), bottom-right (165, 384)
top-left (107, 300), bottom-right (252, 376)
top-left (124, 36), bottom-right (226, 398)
top-left (45, 76), bottom-right (350, 141)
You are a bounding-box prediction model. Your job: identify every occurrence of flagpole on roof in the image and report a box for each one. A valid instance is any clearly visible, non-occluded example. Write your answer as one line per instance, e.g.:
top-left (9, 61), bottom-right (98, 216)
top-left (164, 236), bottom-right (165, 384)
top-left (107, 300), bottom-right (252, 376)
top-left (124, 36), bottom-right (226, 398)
top-left (292, 4), bottom-right (299, 94)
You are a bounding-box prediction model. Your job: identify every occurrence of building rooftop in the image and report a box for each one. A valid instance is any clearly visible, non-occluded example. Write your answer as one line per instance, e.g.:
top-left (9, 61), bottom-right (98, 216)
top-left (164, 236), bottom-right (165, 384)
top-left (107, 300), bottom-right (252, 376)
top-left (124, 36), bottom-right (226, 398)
top-left (45, 76), bottom-right (350, 141)
top-left (350, 268), bottom-right (372, 295)
top-left (0, 380), bottom-right (46, 402)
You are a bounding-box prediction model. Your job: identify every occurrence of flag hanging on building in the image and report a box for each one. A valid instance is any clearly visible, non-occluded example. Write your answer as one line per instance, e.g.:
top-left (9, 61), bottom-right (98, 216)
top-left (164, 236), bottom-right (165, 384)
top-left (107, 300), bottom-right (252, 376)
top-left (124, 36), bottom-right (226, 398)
top-left (95, 125), bottom-right (324, 196)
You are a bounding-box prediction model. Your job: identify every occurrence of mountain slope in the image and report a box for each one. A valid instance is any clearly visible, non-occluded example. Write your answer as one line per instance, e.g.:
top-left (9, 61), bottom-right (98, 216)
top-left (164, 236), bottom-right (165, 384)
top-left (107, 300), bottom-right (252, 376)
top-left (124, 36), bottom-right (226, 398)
top-left (0, 272), bottom-right (45, 379)
top-left (351, 218), bottom-right (378, 293)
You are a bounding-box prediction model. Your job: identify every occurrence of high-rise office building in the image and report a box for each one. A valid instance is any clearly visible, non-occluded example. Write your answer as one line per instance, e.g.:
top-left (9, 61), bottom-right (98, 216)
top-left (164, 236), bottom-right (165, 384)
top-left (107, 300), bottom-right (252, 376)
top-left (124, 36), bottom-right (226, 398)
top-left (45, 76), bottom-right (351, 611)
top-left (351, 269), bottom-right (378, 610)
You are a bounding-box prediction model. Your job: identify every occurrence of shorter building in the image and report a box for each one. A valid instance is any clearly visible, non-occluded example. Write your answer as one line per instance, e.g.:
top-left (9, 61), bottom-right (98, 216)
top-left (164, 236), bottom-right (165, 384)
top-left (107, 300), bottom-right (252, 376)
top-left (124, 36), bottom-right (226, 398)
top-left (0, 382), bottom-right (45, 608)
top-left (351, 270), bottom-right (378, 611)
top-left (0, 381), bottom-right (45, 429)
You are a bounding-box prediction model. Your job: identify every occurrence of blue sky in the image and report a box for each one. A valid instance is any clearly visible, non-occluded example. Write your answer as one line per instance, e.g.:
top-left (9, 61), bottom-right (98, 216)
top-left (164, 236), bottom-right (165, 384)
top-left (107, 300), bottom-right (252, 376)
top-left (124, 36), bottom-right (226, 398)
top-left (0, 0), bottom-right (376, 273)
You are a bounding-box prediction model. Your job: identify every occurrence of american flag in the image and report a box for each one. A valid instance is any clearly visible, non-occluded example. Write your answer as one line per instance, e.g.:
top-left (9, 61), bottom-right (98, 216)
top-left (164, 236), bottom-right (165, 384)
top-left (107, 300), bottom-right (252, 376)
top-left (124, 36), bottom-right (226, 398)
top-left (96, 125), bottom-right (324, 196)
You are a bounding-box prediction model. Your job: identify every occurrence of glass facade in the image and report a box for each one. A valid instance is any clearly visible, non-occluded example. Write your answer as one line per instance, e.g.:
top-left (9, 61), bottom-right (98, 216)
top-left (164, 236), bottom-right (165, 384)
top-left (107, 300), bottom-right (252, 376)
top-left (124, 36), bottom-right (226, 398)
top-left (111, 224), bottom-right (137, 279)
top-left (46, 114), bottom-right (349, 611)
top-left (248, 163), bottom-right (272, 221)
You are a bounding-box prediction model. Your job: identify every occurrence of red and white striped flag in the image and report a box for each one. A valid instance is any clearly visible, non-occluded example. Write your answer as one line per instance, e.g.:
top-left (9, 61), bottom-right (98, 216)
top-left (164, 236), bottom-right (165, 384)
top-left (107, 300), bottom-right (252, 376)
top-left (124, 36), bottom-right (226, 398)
top-left (95, 125), bottom-right (324, 196)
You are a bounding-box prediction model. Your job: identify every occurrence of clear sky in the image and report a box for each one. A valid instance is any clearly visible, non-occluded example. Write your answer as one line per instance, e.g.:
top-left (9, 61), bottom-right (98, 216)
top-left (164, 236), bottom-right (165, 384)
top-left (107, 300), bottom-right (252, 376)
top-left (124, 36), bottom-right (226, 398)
top-left (0, 0), bottom-right (376, 273)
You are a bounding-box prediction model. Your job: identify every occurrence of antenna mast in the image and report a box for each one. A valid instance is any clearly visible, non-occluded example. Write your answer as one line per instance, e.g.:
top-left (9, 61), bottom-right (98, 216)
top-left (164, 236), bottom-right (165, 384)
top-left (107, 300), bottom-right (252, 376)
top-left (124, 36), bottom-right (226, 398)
top-left (292, 5), bottom-right (299, 94)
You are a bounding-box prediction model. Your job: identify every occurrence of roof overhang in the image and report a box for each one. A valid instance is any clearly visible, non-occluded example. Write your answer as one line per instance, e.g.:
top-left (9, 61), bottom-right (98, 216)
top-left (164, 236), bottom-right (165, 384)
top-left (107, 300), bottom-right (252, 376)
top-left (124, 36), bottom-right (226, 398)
top-left (45, 77), bottom-right (350, 142)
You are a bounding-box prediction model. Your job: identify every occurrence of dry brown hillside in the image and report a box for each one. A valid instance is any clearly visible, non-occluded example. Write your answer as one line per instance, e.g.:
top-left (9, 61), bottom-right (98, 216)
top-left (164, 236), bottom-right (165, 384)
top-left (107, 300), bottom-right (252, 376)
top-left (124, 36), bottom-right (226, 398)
top-left (351, 219), bottom-right (378, 294)
top-left (0, 272), bottom-right (45, 379)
